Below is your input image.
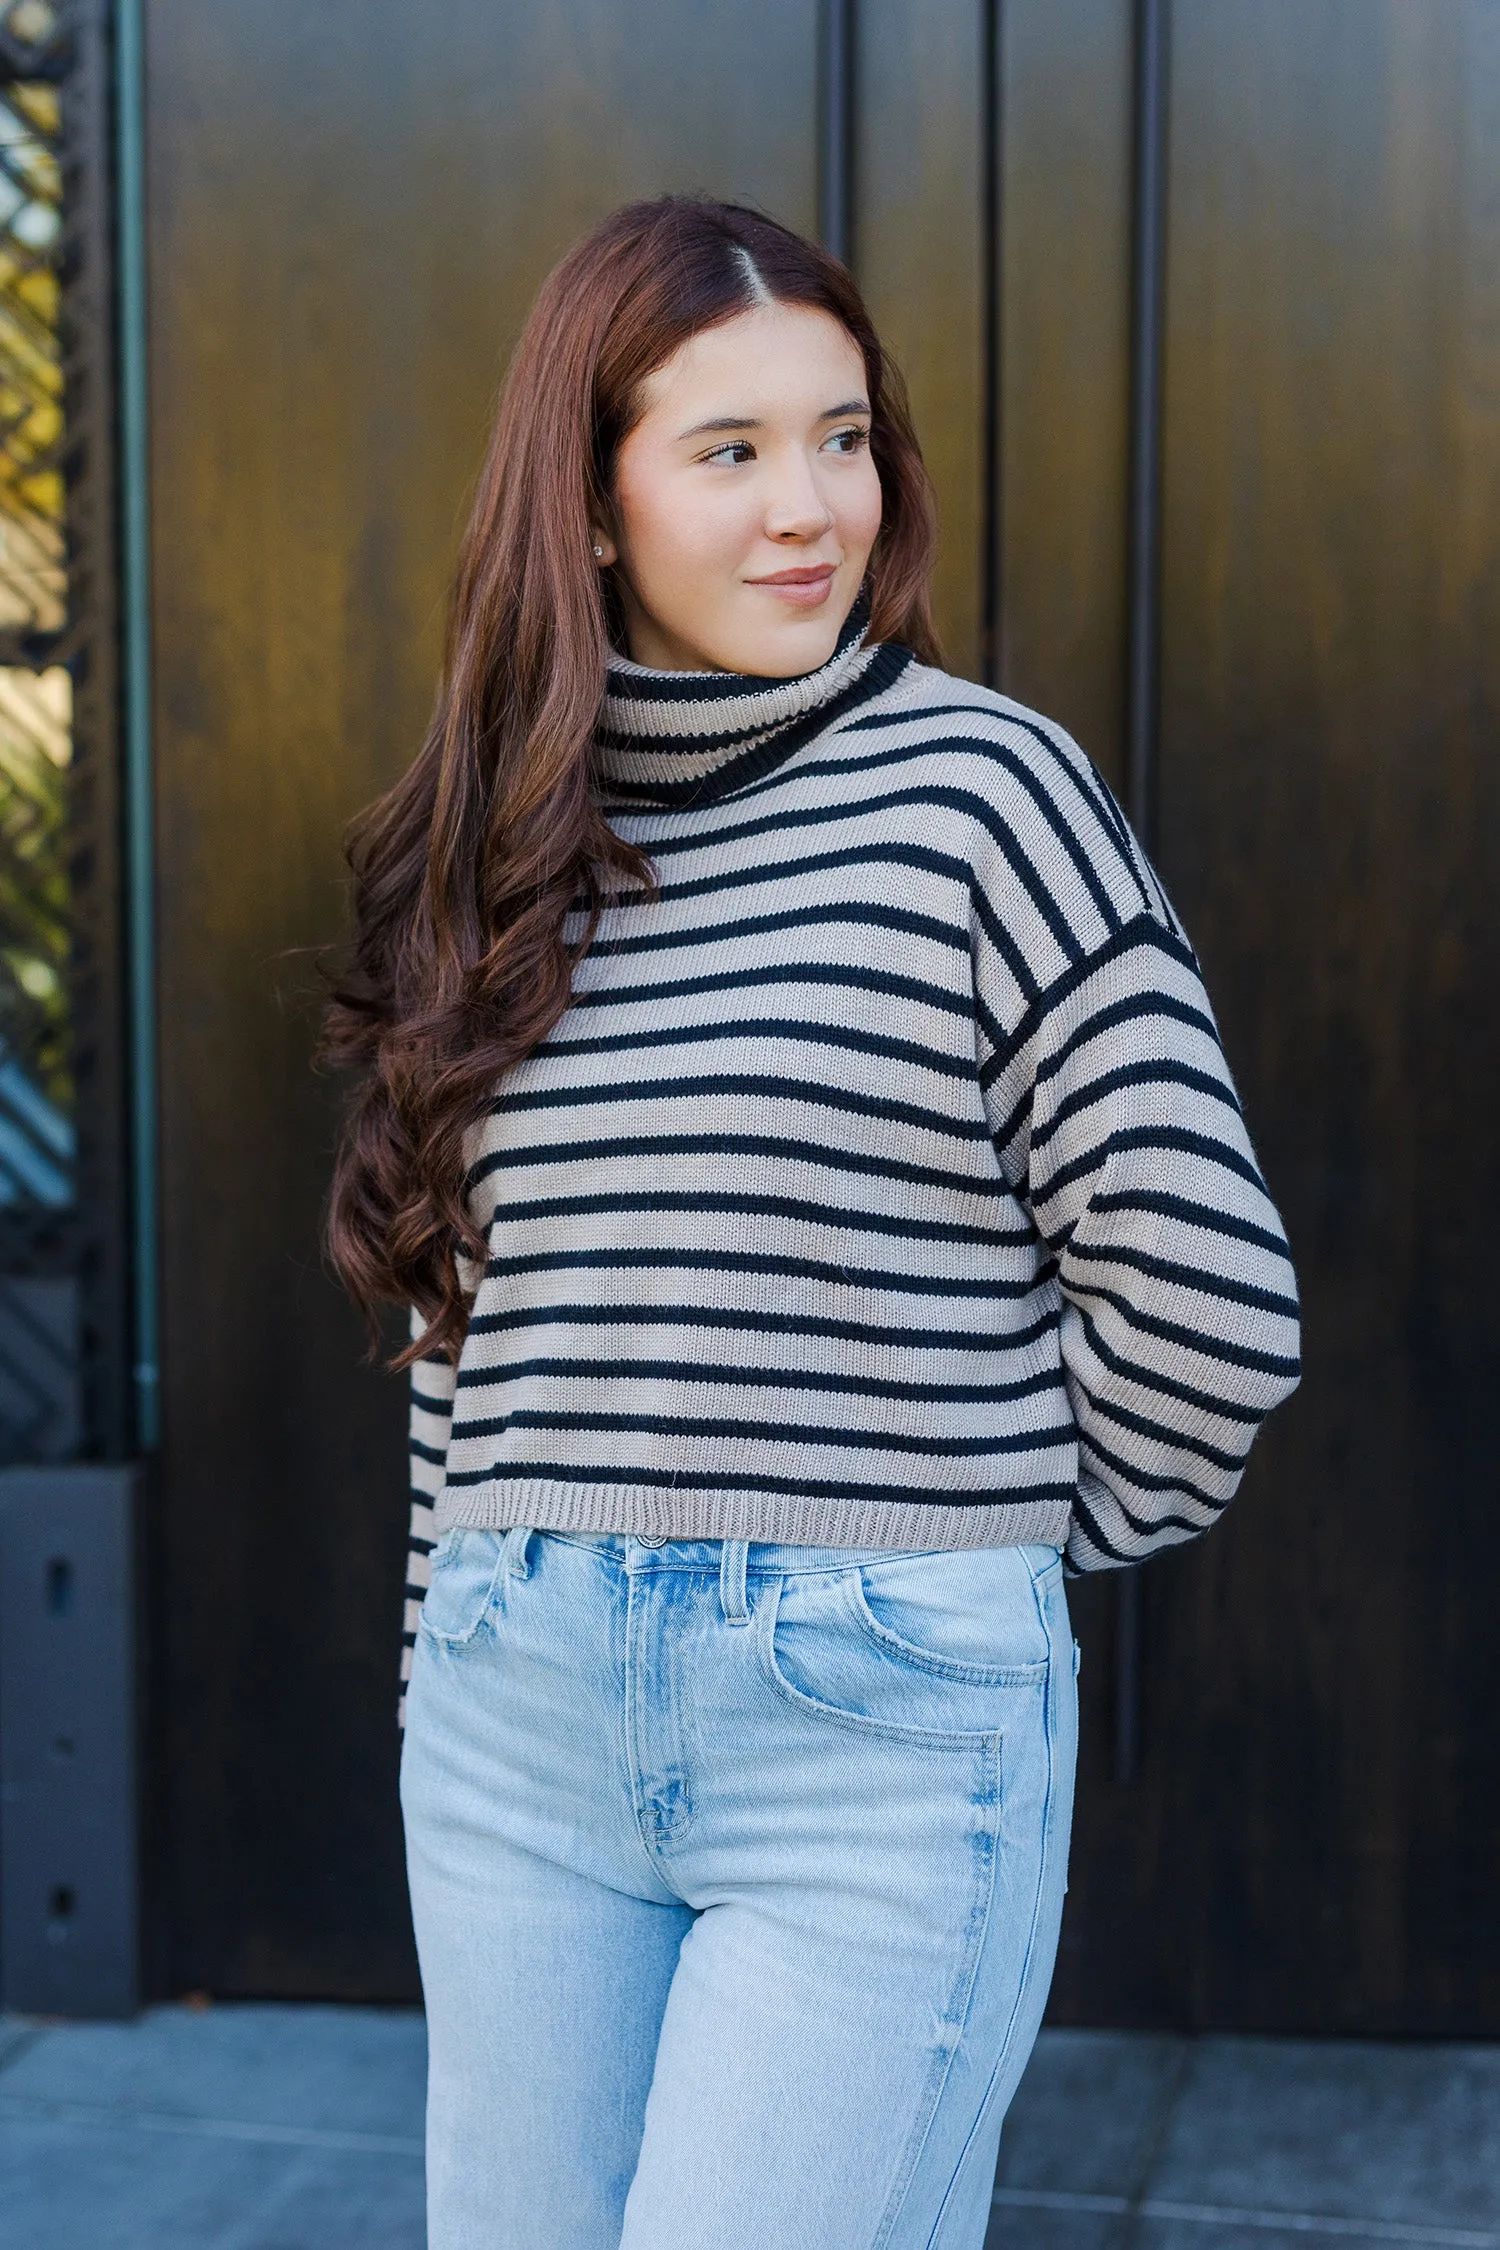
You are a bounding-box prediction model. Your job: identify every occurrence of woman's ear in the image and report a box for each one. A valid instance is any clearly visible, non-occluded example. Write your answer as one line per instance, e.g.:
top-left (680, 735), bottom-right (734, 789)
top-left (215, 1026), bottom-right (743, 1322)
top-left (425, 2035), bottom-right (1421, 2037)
top-left (590, 526), bottom-right (619, 567)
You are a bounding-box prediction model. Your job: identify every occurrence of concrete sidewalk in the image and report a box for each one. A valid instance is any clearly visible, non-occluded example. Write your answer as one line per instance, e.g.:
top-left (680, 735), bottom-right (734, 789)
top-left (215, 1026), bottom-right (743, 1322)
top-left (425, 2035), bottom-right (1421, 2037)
top-left (0, 2005), bottom-right (1496, 2249)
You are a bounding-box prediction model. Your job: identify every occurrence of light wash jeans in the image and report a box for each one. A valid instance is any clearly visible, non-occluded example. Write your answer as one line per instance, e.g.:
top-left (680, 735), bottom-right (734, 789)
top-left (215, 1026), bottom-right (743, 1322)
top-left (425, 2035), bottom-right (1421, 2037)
top-left (401, 1527), bottom-right (1078, 2250)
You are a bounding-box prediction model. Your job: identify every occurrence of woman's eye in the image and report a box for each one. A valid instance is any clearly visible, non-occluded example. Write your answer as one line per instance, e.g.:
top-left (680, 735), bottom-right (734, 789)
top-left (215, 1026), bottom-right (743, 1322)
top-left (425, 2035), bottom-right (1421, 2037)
top-left (703, 440), bottom-right (756, 466)
top-left (823, 425), bottom-right (870, 456)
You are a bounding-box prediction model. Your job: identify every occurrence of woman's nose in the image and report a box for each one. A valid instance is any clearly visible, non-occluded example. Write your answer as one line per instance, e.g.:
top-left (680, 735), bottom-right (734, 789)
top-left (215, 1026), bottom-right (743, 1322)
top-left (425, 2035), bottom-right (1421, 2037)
top-left (764, 459), bottom-right (834, 541)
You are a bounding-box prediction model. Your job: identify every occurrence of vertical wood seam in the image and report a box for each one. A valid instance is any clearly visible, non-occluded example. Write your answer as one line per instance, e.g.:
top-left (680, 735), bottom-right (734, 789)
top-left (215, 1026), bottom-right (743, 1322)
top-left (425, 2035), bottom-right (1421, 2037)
top-left (1115, 0), bottom-right (1172, 1790)
top-left (982, 0), bottom-right (1002, 688)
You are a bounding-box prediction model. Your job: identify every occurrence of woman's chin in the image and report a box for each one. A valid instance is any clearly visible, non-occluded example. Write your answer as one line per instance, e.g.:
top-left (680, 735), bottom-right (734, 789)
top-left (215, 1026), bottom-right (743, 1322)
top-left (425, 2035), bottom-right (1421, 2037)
top-left (712, 605), bottom-right (851, 680)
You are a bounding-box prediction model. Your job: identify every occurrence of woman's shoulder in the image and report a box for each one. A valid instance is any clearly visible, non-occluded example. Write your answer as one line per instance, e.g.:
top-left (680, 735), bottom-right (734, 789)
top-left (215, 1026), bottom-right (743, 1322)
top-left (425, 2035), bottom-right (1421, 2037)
top-left (852, 654), bottom-right (1157, 907)
top-left (869, 656), bottom-right (1109, 797)
top-left (833, 652), bottom-right (1188, 952)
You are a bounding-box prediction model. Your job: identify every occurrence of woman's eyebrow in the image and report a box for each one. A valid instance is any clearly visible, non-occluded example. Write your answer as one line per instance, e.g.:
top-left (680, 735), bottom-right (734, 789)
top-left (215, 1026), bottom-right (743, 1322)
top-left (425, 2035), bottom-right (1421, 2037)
top-left (677, 414), bottom-right (761, 440)
top-left (676, 397), bottom-right (872, 443)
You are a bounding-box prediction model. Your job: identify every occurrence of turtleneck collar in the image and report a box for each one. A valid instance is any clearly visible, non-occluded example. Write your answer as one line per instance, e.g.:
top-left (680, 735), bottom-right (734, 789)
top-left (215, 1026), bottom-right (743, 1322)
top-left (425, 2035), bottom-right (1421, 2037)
top-left (596, 590), bottom-right (911, 808)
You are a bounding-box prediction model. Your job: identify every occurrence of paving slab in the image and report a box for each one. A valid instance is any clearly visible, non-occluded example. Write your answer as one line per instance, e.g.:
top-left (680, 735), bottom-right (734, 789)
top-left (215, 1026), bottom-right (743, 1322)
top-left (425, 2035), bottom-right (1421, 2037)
top-left (0, 2113), bottom-right (425, 2250)
top-left (994, 2029), bottom-right (1189, 2195)
top-left (4, 2006), bottom-right (1499, 2250)
top-left (0, 2001), bottom-right (426, 2137)
top-left (1134, 2226), bottom-right (1454, 2250)
top-left (0, 2004), bottom-right (426, 2250)
top-left (988, 2032), bottom-right (1500, 2250)
top-left (0, 2013), bottom-right (40, 2071)
top-left (987, 2188), bottom-right (1124, 2250)
top-left (1157, 2037), bottom-right (1500, 2230)
top-left (990, 2193), bottom-right (1500, 2250)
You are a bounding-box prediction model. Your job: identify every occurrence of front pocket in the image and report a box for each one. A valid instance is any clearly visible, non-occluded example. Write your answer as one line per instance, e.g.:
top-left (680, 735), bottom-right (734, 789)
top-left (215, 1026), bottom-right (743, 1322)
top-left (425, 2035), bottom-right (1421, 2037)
top-left (852, 1545), bottom-right (1056, 1680)
top-left (759, 1567), bottom-right (1047, 1741)
top-left (418, 1527), bottom-right (506, 1647)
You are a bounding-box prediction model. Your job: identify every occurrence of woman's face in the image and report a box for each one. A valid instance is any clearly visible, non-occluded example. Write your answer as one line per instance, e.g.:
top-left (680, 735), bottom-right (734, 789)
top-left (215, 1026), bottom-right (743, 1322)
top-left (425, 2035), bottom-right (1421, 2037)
top-left (597, 300), bottom-right (883, 676)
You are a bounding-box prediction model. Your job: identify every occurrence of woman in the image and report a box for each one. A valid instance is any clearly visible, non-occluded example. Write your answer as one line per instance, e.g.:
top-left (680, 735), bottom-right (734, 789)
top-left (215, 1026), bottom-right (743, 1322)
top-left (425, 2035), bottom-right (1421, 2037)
top-left (326, 197), bottom-right (1299, 2250)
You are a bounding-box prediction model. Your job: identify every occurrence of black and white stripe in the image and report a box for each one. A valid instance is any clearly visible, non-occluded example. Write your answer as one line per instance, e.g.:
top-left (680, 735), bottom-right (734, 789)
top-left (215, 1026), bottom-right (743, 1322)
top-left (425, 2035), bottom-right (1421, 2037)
top-left (400, 615), bottom-right (1299, 1701)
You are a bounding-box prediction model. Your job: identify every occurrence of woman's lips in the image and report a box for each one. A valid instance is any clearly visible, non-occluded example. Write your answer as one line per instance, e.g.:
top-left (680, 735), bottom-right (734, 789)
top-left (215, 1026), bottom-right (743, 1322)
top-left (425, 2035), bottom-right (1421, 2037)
top-left (746, 564), bottom-right (837, 607)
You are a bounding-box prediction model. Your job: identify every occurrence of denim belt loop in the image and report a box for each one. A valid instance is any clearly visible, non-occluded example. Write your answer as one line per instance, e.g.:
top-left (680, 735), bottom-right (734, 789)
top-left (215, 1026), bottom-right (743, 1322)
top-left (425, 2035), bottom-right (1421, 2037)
top-left (502, 1525), bottom-right (534, 1581)
top-left (719, 1537), bottom-right (750, 1625)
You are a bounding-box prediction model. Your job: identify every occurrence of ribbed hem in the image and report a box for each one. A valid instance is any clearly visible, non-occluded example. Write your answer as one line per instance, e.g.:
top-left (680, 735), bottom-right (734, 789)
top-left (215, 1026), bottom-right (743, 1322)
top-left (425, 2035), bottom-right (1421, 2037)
top-left (433, 1476), bottom-right (1076, 1552)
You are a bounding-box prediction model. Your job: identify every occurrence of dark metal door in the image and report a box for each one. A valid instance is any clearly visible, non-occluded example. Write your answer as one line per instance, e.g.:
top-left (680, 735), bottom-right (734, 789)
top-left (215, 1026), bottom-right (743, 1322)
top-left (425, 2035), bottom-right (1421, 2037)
top-left (1001, 0), bottom-right (1500, 2036)
top-left (144, 0), bottom-right (830, 2001)
top-left (143, 0), bottom-right (1500, 2029)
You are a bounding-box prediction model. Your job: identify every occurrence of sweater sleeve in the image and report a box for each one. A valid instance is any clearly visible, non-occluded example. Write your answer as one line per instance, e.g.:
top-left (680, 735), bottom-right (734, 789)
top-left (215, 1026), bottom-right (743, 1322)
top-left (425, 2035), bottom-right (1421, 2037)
top-left (399, 1306), bottom-right (457, 1722)
top-left (976, 904), bottom-right (1301, 1572)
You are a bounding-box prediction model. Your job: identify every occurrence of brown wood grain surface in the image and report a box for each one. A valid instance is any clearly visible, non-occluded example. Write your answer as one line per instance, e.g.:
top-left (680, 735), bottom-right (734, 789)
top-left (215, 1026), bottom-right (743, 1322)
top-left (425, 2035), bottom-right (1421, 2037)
top-left (1048, 0), bottom-right (1500, 2034)
top-left (143, 0), bottom-right (818, 1998)
top-left (141, 0), bottom-right (1500, 2028)
top-left (855, 0), bottom-right (989, 679)
top-left (996, 0), bottom-right (1134, 789)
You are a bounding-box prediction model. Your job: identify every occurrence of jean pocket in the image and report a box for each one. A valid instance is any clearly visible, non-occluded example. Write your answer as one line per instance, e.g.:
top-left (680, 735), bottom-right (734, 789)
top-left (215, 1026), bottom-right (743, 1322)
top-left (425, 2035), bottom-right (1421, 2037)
top-left (760, 1563), bottom-right (1050, 1742)
top-left (851, 1545), bottom-right (1057, 1682)
top-left (418, 1527), bottom-right (506, 1647)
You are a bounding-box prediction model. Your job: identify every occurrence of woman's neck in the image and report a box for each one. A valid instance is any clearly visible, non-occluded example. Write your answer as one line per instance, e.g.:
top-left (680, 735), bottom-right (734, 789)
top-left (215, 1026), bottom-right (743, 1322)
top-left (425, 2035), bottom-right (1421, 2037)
top-left (596, 591), bottom-right (895, 807)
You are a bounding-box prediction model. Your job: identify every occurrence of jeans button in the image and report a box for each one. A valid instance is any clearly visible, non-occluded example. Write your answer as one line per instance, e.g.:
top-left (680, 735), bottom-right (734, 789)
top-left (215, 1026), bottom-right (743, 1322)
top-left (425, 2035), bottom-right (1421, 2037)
top-left (636, 1533), bottom-right (666, 1550)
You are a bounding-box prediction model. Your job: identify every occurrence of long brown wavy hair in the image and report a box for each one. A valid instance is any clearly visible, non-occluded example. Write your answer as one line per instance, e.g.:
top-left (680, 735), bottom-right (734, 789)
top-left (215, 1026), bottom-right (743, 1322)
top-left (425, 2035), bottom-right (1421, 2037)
top-left (324, 195), bottom-right (941, 1367)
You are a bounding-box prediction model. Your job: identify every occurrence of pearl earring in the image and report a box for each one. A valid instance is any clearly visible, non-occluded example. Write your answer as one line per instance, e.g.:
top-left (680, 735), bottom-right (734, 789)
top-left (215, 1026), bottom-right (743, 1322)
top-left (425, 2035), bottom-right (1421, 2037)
top-left (593, 544), bottom-right (604, 559)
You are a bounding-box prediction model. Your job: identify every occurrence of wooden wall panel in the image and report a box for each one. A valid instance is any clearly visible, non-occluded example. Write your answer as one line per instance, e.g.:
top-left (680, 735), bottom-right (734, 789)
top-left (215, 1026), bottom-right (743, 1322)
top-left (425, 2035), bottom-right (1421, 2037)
top-left (1151, 0), bottom-right (1500, 2034)
top-left (144, 0), bottom-right (818, 1997)
top-left (1047, 0), bottom-right (1500, 2034)
top-left (141, 0), bottom-right (1500, 2032)
top-left (997, 0), bottom-right (1133, 787)
top-left (856, 0), bottom-right (989, 679)
top-left (991, 0), bottom-right (1162, 2025)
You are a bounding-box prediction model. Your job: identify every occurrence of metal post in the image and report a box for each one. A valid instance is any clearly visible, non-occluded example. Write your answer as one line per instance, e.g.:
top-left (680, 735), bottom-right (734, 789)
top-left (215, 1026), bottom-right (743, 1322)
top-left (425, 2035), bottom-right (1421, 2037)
top-left (818, 0), bottom-right (856, 266)
top-left (114, 0), bottom-right (160, 1450)
top-left (1116, 0), bottom-right (1172, 1788)
top-left (1125, 0), bottom-right (1170, 845)
top-left (0, 1466), bottom-right (140, 2015)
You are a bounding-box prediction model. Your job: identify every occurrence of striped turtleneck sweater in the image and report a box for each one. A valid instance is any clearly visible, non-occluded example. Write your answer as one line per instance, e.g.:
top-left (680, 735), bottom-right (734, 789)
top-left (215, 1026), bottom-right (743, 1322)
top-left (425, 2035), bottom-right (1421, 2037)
top-left (401, 602), bottom-right (1300, 1699)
